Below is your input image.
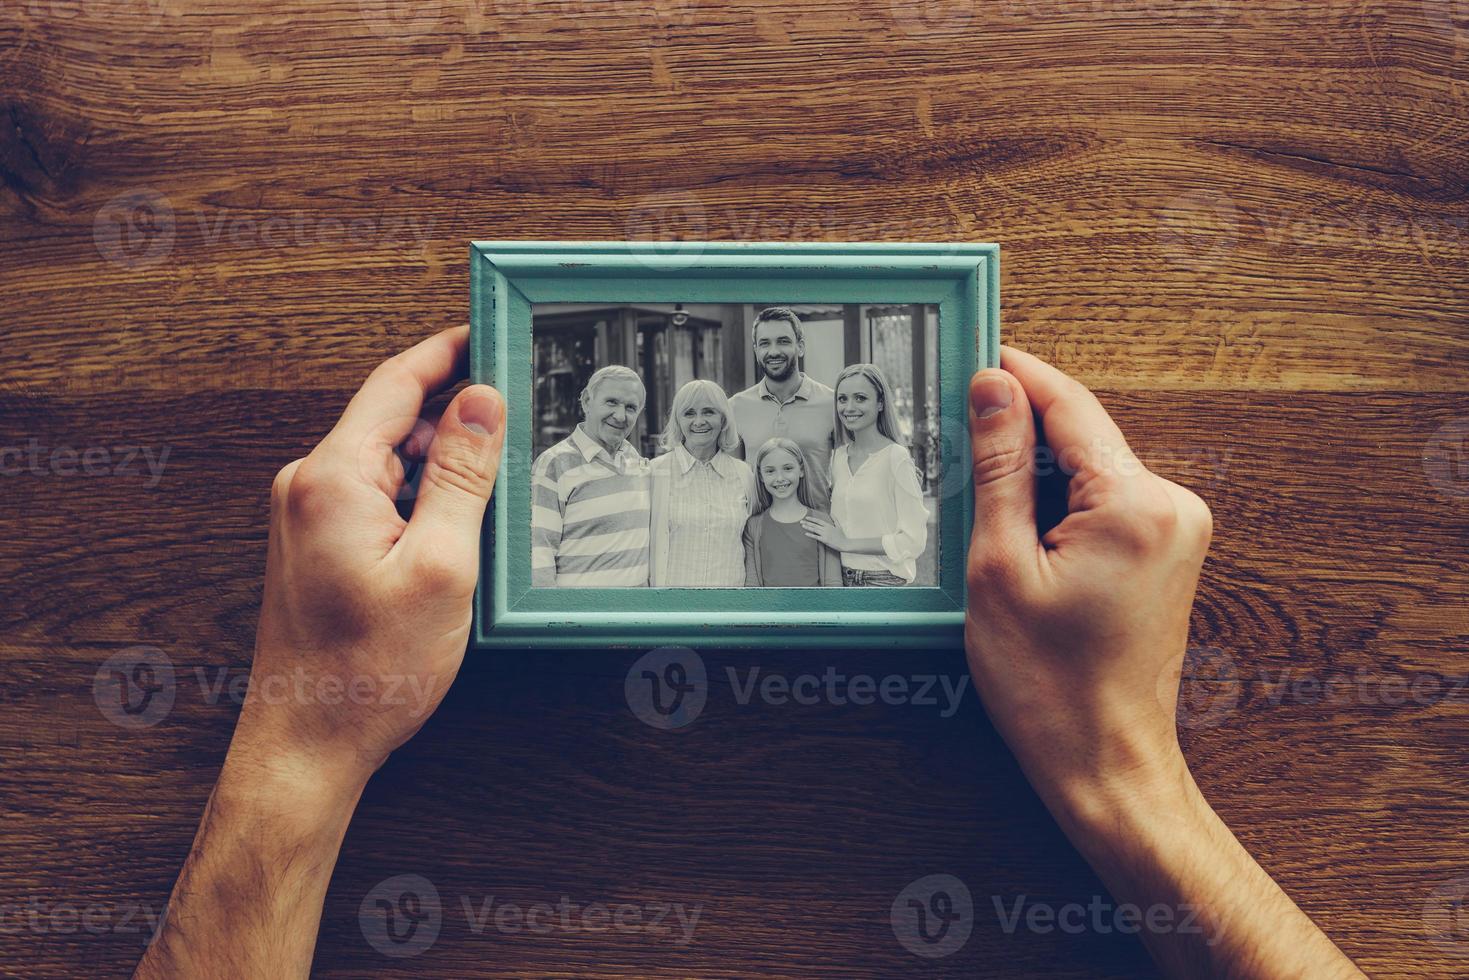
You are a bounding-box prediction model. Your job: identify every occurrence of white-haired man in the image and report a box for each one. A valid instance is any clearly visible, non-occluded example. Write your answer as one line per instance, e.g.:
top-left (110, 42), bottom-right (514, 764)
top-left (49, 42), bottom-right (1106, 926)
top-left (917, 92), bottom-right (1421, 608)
top-left (531, 364), bottom-right (651, 587)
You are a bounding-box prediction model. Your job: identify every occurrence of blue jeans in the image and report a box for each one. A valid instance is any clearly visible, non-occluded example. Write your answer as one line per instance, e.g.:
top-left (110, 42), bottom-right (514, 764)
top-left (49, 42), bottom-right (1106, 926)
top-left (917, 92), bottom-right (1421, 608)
top-left (841, 567), bottom-right (908, 587)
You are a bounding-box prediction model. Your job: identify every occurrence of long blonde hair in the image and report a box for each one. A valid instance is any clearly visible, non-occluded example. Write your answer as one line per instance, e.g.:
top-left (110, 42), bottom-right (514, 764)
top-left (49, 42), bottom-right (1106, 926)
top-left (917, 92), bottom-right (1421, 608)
top-left (751, 437), bottom-right (816, 513)
top-left (832, 363), bottom-right (904, 447)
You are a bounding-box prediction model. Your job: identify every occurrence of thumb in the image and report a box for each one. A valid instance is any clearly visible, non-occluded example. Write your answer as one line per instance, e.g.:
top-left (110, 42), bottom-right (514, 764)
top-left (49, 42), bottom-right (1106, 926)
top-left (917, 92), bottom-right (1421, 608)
top-left (969, 369), bottom-right (1038, 564)
top-left (400, 385), bottom-right (505, 581)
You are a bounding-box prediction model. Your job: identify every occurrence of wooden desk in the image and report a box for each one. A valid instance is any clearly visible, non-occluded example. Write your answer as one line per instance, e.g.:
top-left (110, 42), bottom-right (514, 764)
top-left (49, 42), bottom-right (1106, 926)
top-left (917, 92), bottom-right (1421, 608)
top-left (2, 1), bottom-right (1466, 975)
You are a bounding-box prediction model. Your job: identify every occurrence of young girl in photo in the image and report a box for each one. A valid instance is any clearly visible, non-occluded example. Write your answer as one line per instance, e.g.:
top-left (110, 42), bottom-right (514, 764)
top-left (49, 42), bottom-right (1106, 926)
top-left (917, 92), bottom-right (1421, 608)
top-left (802, 363), bottom-right (929, 586)
top-left (743, 438), bottom-right (843, 587)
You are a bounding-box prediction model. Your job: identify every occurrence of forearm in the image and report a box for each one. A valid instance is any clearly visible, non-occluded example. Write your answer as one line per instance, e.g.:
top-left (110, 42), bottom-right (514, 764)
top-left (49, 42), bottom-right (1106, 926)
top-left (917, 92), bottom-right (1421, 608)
top-left (1052, 763), bottom-right (1364, 980)
top-left (134, 730), bottom-right (366, 979)
top-left (836, 534), bottom-right (886, 555)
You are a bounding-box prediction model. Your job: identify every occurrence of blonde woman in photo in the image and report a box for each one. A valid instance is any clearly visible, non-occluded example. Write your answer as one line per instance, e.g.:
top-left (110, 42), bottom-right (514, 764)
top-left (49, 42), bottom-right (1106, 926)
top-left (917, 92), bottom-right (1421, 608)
top-left (649, 379), bottom-right (756, 587)
top-left (743, 437), bottom-right (843, 587)
top-left (802, 363), bottom-right (929, 586)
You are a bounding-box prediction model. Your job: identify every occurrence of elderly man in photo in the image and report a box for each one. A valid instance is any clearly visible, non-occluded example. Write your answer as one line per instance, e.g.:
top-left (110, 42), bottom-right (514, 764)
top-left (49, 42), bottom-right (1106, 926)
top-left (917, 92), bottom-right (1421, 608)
top-left (729, 307), bottom-right (837, 509)
top-left (531, 364), bottom-right (651, 587)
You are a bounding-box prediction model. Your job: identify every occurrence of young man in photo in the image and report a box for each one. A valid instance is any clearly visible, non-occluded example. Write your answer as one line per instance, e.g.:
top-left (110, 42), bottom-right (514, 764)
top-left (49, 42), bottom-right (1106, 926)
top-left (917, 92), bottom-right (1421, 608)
top-left (728, 307), bottom-right (837, 509)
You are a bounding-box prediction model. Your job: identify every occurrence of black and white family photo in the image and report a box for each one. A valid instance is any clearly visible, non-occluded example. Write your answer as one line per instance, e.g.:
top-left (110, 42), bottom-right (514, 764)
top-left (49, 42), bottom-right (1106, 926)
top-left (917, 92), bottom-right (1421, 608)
top-left (530, 303), bottom-right (940, 588)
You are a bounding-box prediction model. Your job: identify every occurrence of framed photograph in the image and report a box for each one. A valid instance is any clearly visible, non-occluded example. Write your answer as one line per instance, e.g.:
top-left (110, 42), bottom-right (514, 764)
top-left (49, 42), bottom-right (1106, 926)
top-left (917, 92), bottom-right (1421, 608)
top-left (470, 241), bottom-right (999, 649)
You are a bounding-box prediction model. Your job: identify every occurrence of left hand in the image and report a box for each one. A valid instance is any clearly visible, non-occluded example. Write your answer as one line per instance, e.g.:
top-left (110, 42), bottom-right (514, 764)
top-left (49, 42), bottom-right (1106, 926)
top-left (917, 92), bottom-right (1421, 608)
top-left (135, 326), bottom-right (506, 980)
top-left (801, 513), bottom-right (848, 551)
top-left (239, 324), bottom-right (505, 791)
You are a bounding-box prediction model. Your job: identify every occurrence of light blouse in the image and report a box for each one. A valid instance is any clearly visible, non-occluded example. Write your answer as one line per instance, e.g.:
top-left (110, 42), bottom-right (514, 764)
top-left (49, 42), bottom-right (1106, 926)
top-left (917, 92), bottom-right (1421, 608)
top-left (829, 442), bottom-right (929, 584)
top-left (654, 445), bottom-right (753, 587)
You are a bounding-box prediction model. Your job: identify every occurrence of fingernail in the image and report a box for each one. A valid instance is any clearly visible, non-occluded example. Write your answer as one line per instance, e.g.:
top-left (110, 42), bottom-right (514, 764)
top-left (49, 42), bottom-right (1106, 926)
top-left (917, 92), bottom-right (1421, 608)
top-left (459, 389), bottom-right (502, 437)
top-left (971, 374), bottom-right (1012, 420)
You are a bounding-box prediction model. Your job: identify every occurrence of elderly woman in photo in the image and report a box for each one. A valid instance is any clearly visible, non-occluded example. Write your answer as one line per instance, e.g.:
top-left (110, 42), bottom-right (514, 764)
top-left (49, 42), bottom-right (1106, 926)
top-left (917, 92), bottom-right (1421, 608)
top-left (802, 363), bottom-right (929, 586)
top-left (649, 379), bottom-right (756, 587)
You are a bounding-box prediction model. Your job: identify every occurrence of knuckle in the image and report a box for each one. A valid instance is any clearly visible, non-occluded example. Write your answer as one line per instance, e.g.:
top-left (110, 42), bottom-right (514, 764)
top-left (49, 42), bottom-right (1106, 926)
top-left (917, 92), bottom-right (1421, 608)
top-left (1114, 483), bottom-right (1180, 548)
top-left (367, 355), bottom-right (420, 398)
top-left (425, 440), bottom-right (490, 498)
top-left (966, 539), bottom-right (1029, 597)
top-left (270, 458), bottom-right (304, 508)
top-left (284, 458), bottom-right (338, 523)
top-left (966, 545), bottom-right (1008, 586)
top-left (412, 550), bottom-right (474, 597)
top-left (971, 438), bottom-right (1031, 487)
top-left (1172, 484), bottom-right (1215, 547)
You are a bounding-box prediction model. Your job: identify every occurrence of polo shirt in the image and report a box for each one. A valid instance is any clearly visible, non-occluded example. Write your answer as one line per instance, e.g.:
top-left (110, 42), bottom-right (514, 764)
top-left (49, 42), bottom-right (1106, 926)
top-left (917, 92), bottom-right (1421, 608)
top-left (729, 374), bottom-right (836, 509)
top-left (530, 424), bottom-right (650, 587)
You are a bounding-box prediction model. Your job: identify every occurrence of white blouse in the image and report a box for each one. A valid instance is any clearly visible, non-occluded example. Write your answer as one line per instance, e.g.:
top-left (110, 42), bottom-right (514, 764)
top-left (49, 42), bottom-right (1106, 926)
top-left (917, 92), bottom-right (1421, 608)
top-left (830, 442), bottom-right (929, 584)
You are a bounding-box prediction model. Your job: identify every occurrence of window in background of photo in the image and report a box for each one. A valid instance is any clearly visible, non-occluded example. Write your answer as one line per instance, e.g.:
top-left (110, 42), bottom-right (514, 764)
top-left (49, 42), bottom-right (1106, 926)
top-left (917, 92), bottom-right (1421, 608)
top-left (532, 305), bottom-right (729, 460)
top-left (864, 305), bottom-right (940, 492)
top-left (532, 320), bottom-right (599, 459)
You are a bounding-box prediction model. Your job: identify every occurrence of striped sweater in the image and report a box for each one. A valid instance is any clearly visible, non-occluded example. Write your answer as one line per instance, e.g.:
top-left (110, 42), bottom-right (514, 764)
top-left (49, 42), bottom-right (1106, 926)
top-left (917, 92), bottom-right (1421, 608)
top-left (530, 425), bottom-right (651, 587)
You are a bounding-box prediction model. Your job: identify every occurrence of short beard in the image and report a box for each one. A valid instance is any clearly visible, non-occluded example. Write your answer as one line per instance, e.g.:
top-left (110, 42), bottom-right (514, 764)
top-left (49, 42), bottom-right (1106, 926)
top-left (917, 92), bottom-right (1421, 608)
top-left (762, 357), bottom-right (795, 382)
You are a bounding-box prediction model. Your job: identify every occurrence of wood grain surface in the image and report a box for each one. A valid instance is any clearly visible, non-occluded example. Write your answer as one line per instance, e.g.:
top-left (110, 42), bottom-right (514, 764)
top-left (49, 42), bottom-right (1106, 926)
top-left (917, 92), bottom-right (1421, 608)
top-left (2, 0), bottom-right (1467, 976)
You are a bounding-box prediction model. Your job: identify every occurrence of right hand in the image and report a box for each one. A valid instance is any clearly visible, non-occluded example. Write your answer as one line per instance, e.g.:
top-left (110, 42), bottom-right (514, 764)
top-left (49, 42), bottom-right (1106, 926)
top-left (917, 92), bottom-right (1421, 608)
top-left (963, 346), bottom-right (1214, 823)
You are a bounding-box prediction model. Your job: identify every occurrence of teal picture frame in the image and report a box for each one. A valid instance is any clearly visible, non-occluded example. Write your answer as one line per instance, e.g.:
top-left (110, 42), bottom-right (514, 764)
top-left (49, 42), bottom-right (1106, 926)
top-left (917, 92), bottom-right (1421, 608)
top-left (470, 241), bottom-right (1000, 650)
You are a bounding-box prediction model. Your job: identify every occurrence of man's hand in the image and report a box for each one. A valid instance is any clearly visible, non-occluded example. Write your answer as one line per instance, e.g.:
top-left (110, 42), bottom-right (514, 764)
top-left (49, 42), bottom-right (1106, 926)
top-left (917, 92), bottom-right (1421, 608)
top-left (965, 345), bottom-right (1211, 817)
top-left (242, 323), bottom-right (504, 785)
top-left (964, 347), bottom-right (1363, 979)
top-left (136, 325), bottom-right (504, 979)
